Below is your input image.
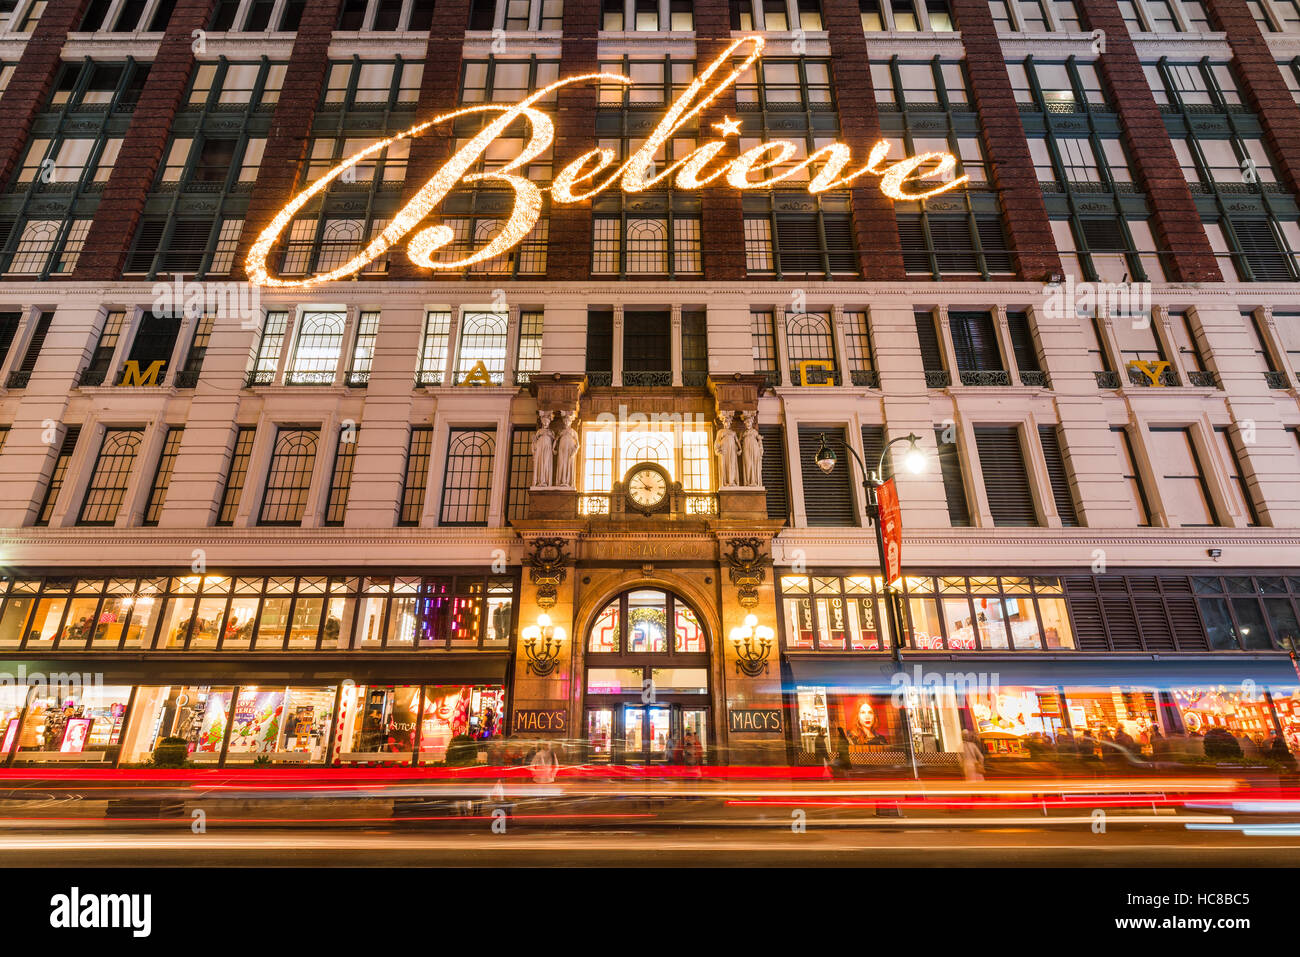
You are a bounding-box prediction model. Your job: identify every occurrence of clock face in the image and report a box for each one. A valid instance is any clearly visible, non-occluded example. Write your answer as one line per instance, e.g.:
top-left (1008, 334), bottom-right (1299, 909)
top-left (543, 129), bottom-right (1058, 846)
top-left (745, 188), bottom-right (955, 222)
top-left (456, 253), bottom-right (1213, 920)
top-left (626, 466), bottom-right (668, 509)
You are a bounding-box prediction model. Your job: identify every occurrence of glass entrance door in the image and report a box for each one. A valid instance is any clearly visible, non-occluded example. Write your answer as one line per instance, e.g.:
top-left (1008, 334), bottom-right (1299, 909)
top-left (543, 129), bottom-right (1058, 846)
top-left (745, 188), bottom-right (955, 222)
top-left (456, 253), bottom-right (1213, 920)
top-left (586, 704), bottom-right (709, 764)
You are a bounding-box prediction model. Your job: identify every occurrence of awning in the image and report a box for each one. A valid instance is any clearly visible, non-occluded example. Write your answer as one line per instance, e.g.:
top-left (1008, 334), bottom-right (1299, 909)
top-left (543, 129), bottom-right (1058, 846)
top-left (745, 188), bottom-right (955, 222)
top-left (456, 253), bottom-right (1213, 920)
top-left (782, 655), bottom-right (1300, 694)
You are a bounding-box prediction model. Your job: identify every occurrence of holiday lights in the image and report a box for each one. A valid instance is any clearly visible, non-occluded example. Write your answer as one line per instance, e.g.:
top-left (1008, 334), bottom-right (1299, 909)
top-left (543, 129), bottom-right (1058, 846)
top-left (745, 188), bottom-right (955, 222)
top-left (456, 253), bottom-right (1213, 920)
top-left (246, 35), bottom-right (968, 287)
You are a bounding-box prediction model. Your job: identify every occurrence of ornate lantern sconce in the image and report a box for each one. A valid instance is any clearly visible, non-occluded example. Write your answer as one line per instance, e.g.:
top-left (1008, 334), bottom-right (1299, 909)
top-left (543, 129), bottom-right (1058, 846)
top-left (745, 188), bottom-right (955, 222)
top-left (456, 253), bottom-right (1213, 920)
top-left (522, 613), bottom-right (566, 677)
top-left (729, 614), bottom-right (773, 678)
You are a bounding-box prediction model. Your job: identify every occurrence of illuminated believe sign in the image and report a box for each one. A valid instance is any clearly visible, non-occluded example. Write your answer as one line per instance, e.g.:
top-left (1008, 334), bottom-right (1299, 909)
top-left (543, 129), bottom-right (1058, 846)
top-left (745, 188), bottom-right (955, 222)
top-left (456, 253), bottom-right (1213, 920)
top-left (246, 35), bottom-right (968, 287)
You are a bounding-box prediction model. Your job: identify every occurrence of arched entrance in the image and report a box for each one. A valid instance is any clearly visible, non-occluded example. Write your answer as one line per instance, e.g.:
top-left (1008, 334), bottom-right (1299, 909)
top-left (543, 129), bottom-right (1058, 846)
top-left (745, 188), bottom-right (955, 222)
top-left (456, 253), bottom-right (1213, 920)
top-left (583, 587), bottom-right (711, 764)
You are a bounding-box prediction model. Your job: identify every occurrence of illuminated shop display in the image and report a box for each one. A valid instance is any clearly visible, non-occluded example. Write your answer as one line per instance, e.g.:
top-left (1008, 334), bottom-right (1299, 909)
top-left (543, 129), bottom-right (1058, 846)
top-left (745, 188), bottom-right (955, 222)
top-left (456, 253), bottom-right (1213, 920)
top-left (14, 686), bottom-right (132, 762)
top-left (779, 574), bottom-right (1074, 652)
top-left (246, 35), bottom-right (967, 287)
top-left (336, 684), bottom-right (504, 763)
top-left (0, 573), bottom-right (515, 652)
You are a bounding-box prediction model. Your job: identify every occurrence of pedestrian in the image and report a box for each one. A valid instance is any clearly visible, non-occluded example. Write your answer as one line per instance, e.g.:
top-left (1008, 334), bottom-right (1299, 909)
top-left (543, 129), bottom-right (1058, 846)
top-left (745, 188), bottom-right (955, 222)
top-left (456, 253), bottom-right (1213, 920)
top-left (663, 732), bottom-right (678, 765)
top-left (529, 740), bottom-right (557, 784)
top-left (960, 730), bottom-right (985, 782)
top-left (813, 729), bottom-right (831, 778)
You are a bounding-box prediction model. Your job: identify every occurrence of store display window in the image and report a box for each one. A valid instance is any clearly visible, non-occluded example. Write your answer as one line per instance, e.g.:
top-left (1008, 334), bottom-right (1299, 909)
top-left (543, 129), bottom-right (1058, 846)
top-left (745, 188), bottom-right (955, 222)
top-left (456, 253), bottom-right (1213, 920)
top-left (225, 686), bottom-right (336, 762)
top-left (0, 685), bottom-right (26, 755)
top-left (339, 684), bottom-right (420, 756)
top-left (15, 685), bottom-right (132, 762)
top-left (120, 686), bottom-right (235, 763)
top-left (418, 685), bottom-right (504, 761)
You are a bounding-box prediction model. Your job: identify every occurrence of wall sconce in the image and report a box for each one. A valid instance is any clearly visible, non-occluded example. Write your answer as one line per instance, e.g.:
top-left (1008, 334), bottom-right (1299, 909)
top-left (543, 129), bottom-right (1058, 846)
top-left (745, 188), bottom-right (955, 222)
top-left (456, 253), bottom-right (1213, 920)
top-left (522, 613), bottom-right (565, 677)
top-left (729, 614), bottom-right (773, 678)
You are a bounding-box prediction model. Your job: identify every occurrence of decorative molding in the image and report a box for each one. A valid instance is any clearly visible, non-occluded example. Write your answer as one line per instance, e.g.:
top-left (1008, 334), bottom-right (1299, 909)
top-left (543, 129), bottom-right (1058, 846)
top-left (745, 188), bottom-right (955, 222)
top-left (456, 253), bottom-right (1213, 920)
top-left (724, 537), bottom-right (771, 608)
top-left (525, 537), bottom-right (569, 610)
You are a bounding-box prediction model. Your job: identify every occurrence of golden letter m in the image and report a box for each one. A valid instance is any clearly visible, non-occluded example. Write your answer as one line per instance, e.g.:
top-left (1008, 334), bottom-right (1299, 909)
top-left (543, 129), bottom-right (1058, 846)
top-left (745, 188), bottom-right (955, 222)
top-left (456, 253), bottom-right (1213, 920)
top-left (120, 360), bottom-right (165, 386)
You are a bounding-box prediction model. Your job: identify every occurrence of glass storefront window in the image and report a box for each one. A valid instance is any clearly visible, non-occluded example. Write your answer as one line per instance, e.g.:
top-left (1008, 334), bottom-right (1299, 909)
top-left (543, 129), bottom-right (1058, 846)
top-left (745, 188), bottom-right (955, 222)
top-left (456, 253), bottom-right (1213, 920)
top-left (972, 595), bottom-right (1011, 650)
top-left (418, 685), bottom-right (504, 761)
top-left (587, 668), bottom-right (646, 694)
top-left (1037, 596), bottom-right (1074, 649)
top-left (255, 596), bottom-right (291, 649)
top-left (589, 601), bottom-right (619, 653)
top-left (25, 597), bottom-right (67, 649)
top-left (341, 685), bottom-right (419, 755)
top-left (0, 596), bottom-right (35, 648)
top-left (120, 686), bottom-right (234, 763)
top-left (289, 597), bottom-right (323, 648)
top-left (649, 668), bottom-right (708, 694)
top-left (940, 597), bottom-right (977, 650)
top-left (188, 596), bottom-right (228, 648)
top-left (156, 596), bottom-right (195, 649)
top-left (908, 597), bottom-right (944, 649)
top-left (222, 685), bottom-right (336, 762)
top-left (222, 596), bottom-right (260, 649)
top-left (0, 685), bottom-right (26, 755)
top-left (16, 685), bottom-right (133, 762)
top-left (355, 594), bottom-right (386, 648)
top-left (57, 597), bottom-right (101, 649)
top-left (121, 593), bottom-right (160, 648)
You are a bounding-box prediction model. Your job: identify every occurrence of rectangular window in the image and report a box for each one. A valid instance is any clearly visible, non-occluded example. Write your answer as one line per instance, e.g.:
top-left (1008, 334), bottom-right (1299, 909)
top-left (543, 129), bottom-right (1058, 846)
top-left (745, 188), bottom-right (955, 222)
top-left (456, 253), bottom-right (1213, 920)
top-left (119, 311), bottom-right (181, 385)
top-left (77, 428), bottom-right (144, 526)
top-left (35, 426), bottom-right (81, 527)
top-left (586, 309), bottom-right (613, 382)
top-left (216, 426), bottom-right (257, 525)
top-left (844, 311), bottom-right (875, 386)
top-left (347, 310), bottom-right (379, 386)
top-left (80, 309), bottom-right (128, 386)
top-left (144, 427), bottom-right (184, 526)
top-left (1147, 426), bottom-right (1217, 526)
top-left (1212, 426), bottom-right (1259, 526)
top-left (0, 311), bottom-right (20, 368)
top-left (440, 429), bottom-right (496, 526)
top-left (948, 311), bottom-right (1004, 380)
top-left (797, 427), bottom-right (856, 526)
top-left (417, 310), bottom-right (451, 386)
top-left (507, 427), bottom-right (535, 522)
top-left (6, 310), bottom-right (53, 389)
top-left (516, 309), bottom-right (543, 384)
top-left (974, 426), bottom-right (1039, 526)
top-left (935, 427), bottom-right (970, 526)
top-left (1037, 425), bottom-right (1079, 526)
top-left (400, 426), bottom-right (433, 525)
top-left (623, 311), bottom-right (671, 381)
top-left (286, 310), bottom-right (345, 385)
top-left (175, 314), bottom-right (214, 389)
top-left (1110, 426), bottom-right (1150, 526)
top-left (250, 311), bottom-right (288, 386)
top-left (681, 309), bottom-right (708, 387)
top-left (324, 427), bottom-right (358, 526)
top-left (759, 424), bottom-right (789, 520)
top-left (751, 310), bottom-right (778, 384)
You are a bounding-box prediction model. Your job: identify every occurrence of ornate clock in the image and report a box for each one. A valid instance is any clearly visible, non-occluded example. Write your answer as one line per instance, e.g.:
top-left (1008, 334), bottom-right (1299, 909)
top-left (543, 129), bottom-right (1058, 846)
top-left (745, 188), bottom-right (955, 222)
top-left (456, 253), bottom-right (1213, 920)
top-left (624, 462), bottom-right (670, 514)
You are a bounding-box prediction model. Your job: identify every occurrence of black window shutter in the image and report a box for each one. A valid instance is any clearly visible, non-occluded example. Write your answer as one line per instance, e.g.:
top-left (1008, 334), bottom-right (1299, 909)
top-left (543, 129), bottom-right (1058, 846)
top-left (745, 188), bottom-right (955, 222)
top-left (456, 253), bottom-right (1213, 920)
top-left (974, 425), bottom-right (1039, 526)
top-left (1063, 577), bottom-right (1109, 651)
top-left (896, 215), bottom-right (930, 273)
top-left (759, 424), bottom-right (789, 521)
top-left (17, 311), bottom-right (54, 374)
top-left (161, 220), bottom-right (213, 273)
top-left (586, 309), bottom-right (612, 373)
top-left (0, 312), bottom-right (23, 367)
top-left (928, 217), bottom-right (978, 272)
top-left (797, 427), bottom-right (856, 526)
top-left (976, 215), bottom-right (1013, 273)
top-left (822, 215), bottom-right (859, 275)
top-left (915, 312), bottom-right (943, 372)
top-left (126, 220), bottom-right (165, 273)
top-left (934, 426), bottom-right (970, 526)
top-left (860, 424), bottom-right (886, 482)
top-left (1007, 311), bottom-right (1040, 371)
top-left (1161, 577), bottom-right (1209, 652)
top-left (1098, 577), bottom-right (1142, 651)
top-left (623, 311), bottom-right (671, 372)
top-left (775, 215), bottom-right (822, 273)
top-left (949, 311), bottom-right (1000, 371)
top-left (1231, 219), bottom-right (1290, 281)
top-left (1037, 425), bottom-right (1079, 527)
top-left (1080, 218), bottom-right (1126, 252)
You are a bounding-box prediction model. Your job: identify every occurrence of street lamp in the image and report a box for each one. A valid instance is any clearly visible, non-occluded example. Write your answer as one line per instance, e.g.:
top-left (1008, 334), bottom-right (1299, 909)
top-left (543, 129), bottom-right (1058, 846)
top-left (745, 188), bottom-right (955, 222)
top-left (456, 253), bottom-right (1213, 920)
top-left (814, 431), bottom-right (924, 778)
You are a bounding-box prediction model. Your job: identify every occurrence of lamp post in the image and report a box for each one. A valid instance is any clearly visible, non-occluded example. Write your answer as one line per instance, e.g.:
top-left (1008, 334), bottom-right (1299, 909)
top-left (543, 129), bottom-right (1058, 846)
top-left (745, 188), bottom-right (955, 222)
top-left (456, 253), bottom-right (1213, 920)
top-left (814, 431), bottom-right (924, 779)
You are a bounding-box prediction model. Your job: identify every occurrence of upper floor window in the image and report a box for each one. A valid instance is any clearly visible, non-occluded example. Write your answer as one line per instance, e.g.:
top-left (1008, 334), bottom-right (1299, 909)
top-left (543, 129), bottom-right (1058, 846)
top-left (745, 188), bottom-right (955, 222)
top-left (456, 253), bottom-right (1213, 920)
top-left (323, 60), bottom-right (424, 110)
top-left (440, 429), bottom-right (496, 526)
top-left (77, 429), bottom-right (144, 526)
top-left (1147, 426), bottom-right (1219, 526)
top-left (1145, 61), bottom-right (1242, 109)
top-left (286, 311), bottom-right (346, 386)
top-left (188, 60), bottom-right (287, 110)
top-left (579, 420), bottom-right (714, 514)
top-left (209, 0), bottom-right (307, 31)
top-left (786, 311), bottom-right (838, 385)
top-left (454, 310), bottom-right (508, 385)
top-left (14, 0), bottom-right (45, 33)
top-left (337, 0), bottom-right (436, 31)
top-left (1007, 59), bottom-right (1108, 113)
top-left (259, 428), bottom-right (321, 526)
top-left (79, 0), bottom-right (176, 32)
top-left (49, 61), bottom-right (151, 111)
top-left (462, 58), bottom-right (561, 104)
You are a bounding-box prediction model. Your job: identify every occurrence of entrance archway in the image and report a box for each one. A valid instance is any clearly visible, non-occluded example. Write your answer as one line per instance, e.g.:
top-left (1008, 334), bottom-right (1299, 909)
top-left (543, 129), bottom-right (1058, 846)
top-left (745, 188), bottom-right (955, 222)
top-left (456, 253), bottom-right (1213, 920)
top-left (582, 587), bottom-right (711, 764)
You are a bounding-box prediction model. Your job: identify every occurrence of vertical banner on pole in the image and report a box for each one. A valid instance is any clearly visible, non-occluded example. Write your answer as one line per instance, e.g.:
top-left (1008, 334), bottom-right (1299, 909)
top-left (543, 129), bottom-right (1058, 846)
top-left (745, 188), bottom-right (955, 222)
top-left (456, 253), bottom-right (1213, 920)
top-left (877, 477), bottom-right (903, 587)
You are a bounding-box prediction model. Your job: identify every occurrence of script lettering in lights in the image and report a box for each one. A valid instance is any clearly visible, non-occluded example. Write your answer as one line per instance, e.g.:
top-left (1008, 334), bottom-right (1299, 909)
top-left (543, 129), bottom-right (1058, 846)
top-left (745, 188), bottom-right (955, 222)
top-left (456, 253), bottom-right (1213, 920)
top-left (245, 35), bottom-right (968, 288)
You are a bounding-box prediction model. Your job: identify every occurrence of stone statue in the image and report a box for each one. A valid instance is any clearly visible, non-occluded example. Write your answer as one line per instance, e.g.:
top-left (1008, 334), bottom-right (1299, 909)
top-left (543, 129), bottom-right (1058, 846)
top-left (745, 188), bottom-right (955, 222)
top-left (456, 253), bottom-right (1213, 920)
top-left (741, 411), bottom-right (763, 487)
top-left (714, 412), bottom-right (740, 488)
top-left (554, 411), bottom-right (580, 489)
top-left (531, 411), bottom-right (555, 487)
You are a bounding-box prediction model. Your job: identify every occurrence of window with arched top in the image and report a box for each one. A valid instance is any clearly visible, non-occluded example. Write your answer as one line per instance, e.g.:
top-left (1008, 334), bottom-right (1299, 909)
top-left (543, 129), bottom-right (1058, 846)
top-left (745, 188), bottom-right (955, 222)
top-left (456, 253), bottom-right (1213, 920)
top-left (587, 588), bottom-right (708, 655)
top-left (786, 311), bottom-right (839, 384)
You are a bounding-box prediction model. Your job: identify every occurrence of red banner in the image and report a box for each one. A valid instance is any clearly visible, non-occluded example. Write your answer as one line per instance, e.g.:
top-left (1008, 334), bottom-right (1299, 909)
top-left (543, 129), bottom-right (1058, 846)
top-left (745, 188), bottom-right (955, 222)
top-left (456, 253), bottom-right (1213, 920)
top-left (877, 478), bottom-right (903, 587)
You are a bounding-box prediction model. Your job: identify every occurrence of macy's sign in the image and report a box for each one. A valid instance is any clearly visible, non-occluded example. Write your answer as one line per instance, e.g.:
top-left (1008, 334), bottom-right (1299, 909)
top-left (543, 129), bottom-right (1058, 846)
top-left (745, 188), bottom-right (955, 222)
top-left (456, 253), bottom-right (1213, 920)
top-left (246, 34), bottom-right (968, 287)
